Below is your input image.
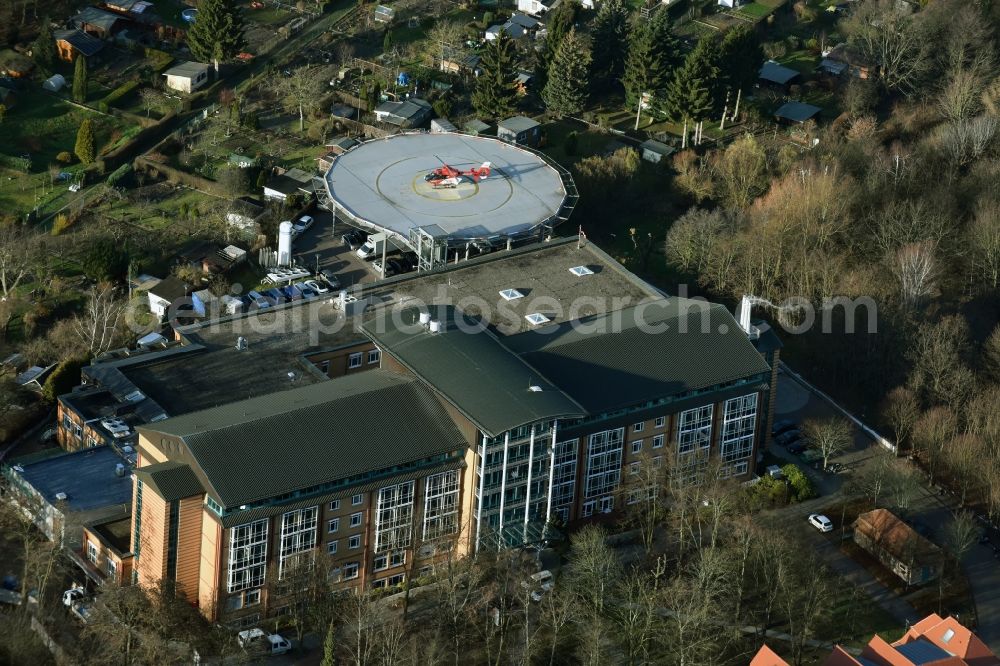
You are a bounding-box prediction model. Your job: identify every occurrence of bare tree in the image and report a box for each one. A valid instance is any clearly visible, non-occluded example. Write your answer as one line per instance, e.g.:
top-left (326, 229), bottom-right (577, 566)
top-left (939, 510), bottom-right (979, 614)
top-left (844, 0), bottom-right (931, 94)
top-left (73, 284), bottom-right (128, 355)
top-left (803, 417), bottom-right (853, 470)
top-left (881, 386), bottom-right (920, 452)
top-left (856, 447), bottom-right (894, 508)
top-left (908, 316), bottom-right (972, 407)
top-left (140, 88), bottom-right (165, 118)
top-left (779, 557), bottom-right (835, 666)
top-left (340, 589), bottom-right (381, 666)
top-left (538, 586), bottom-right (575, 666)
top-left (912, 406), bottom-right (958, 484)
top-left (274, 65), bottom-right (324, 132)
top-left (970, 200), bottom-right (1000, 291)
top-left (895, 241), bottom-right (938, 306)
top-left (937, 115), bottom-right (999, 167)
top-left (0, 223), bottom-right (37, 299)
top-left (617, 449), bottom-right (670, 554)
top-left (562, 525), bottom-right (620, 616)
top-left (710, 135), bottom-right (769, 211)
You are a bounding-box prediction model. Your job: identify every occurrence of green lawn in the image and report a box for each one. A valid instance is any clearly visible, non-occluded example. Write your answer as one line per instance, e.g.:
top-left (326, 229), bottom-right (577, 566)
top-left (780, 49), bottom-right (819, 75)
top-left (248, 6), bottom-right (295, 26)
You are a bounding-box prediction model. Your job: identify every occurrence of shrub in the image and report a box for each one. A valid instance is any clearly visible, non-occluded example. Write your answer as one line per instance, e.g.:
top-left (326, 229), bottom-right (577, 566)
top-left (56, 151), bottom-right (73, 164)
top-left (102, 80), bottom-right (141, 108)
top-left (106, 163), bottom-right (133, 188)
top-left (42, 358), bottom-right (85, 403)
top-left (782, 463), bottom-right (817, 502)
top-left (432, 97), bottom-right (452, 119)
top-left (51, 213), bottom-right (74, 236)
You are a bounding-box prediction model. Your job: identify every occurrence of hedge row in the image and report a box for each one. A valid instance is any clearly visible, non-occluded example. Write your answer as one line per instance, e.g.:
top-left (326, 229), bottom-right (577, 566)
top-left (101, 80), bottom-right (141, 110)
top-left (144, 47), bottom-right (174, 73)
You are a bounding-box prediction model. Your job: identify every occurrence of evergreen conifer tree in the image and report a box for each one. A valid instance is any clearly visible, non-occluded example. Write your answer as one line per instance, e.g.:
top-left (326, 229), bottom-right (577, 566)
top-left (590, 0), bottom-right (629, 85)
top-left (542, 28), bottom-right (592, 118)
top-left (717, 24), bottom-right (763, 96)
top-left (73, 55), bottom-right (88, 103)
top-left (622, 9), bottom-right (681, 111)
top-left (75, 119), bottom-right (96, 165)
top-left (32, 19), bottom-right (57, 77)
top-left (472, 30), bottom-right (519, 120)
top-left (663, 37), bottom-right (720, 122)
top-left (536, 0), bottom-right (579, 88)
top-left (186, 0), bottom-right (247, 65)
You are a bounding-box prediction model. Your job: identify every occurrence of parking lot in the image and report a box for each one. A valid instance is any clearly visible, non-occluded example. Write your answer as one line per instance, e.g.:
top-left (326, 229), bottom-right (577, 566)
top-left (287, 210), bottom-right (377, 291)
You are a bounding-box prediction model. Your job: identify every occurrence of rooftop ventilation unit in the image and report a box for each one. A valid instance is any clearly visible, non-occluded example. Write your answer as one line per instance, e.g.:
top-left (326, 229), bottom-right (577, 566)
top-left (525, 313), bottom-right (550, 326)
top-left (115, 463), bottom-right (126, 477)
top-left (419, 312), bottom-right (432, 326)
top-left (288, 371), bottom-right (298, 382)
top-left (150, 413), bottom-right (168, 422)
top-left (235, 336), bottom-right (248, 351)
top-left (528, 385), bottom-right (543, 392)
top-left (429, 320), bottom-right (443, 334)
top-left (569, 265), bottom-right (594, 277)
top-left (124, 390), bottom-right (145, 403)
top-left (499, 289), bottom-right (524, 301)
top-left (55, 492), bottom-right (68, 502)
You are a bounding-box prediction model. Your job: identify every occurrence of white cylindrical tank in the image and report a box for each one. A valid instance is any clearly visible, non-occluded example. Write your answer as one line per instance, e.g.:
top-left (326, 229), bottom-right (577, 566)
top-left (277, 221), bottom-right (293, 267)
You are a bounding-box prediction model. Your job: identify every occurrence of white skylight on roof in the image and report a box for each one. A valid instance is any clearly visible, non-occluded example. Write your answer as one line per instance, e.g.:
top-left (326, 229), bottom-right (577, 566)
top-left (569, 265), bottom-right (594, 276)
top-left (941, 629), bottom-right (955, 643)
top-left (125, 390), bottom-right (145, 403)
top-left (499, 289), bottom-right (524, 301)
top-left (525, 313), bottom-right (550, 326)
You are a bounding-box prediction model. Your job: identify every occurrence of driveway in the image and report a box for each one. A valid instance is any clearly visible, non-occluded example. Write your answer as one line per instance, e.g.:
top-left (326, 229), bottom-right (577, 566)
top-left (288, 211), bottom-right (375, 290)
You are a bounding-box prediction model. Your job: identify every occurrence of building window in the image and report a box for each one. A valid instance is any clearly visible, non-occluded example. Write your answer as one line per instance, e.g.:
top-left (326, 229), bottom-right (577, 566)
top-left (720, 394), bottom-right (758, 463)
top-left (390, 551), bottom-right (405, 567)
top-left (372, 578), bottom-right (387, 589)
top-left (279, 506), bottom-right (318, 580)
top-left (328, 519), bottom-right (339, 533)
top-left (585, 428), bottom-right (624, 498)
top-left (352, 494), bottom-right (363, 506)
top-left (343, 563), bottom-right (359, 580)
top-left (106, 558), bottom-right (117, 578)
top-left (327, 540), bottom-right (338, 555)
top-left (677, 405), bottom-right (713, 455)
top-left (653, 435), bottom-right (664, 449)
top-left (348, 353), bottom-right (362, 369)
top-left (228, 519), bottom-right (268, 593)
top-left (329, 500), bottom-right (340, 511)
top-left (422, 470), bottom-right (459, 541)
top-left (245, 589), bottom-right (261, 606)
top-left (631, 440), bottom-right (643, 454)
top-left (368, 349), bottom-right (380, 364)
top-left (551, 439), bottom-right (578, 513)
top-left (86, 435), bottom-right (99, 448)
top-left (350, 512), bottom-right (362, 528)
top-left (582, 500), bottom-right (595, 517)
top-left (653, 456), bottom-right (663, 468)
top-left (388, 573), bottom-right (404, 586)
top-left (629, 462), bottom-right (640, 476)
top-left (599, 496), bottom-right (614, 513)
top-left (87, 542), bottom-right (98, 563)
top-left (632, 422), bottom-right (644, 433)
top-left (655, 416), bottom-right (666, 429)
top-left (318, 360), bottom-right (330, 375)
top-left (374, 553), bottom-right (388, 571)
top-left (348, 535), bottom-right (361, 549)
top-left (374, 480), bottom-right (414, 552)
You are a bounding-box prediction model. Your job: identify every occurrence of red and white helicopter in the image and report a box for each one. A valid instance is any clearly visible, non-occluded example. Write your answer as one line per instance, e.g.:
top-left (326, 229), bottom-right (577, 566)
top-left (424, 156), bottom-right (491, 189)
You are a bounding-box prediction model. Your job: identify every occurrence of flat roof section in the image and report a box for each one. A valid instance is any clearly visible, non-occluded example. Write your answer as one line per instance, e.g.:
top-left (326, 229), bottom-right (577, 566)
top-left (14, 446), bottom-right (133, 512)
top-left (325, 133), bottom-right (568, 242)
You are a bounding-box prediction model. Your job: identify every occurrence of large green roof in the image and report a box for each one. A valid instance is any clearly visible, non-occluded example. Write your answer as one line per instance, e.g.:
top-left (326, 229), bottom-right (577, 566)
top-left (138, 370), bottom-right (468, 508)
top-left (504, 299), bottom-right (772, 413)
top-left (362, 307), bottom-right (586, 437)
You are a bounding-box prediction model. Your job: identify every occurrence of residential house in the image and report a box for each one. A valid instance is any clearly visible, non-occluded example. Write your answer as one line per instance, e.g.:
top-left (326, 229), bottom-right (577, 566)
top-left (640, 139), bottom-right (675, 164)
top-left (55, 29), bottom-right (105, 62)
top-left (373, 97), bottom-right (432, 128)
top-left (486, 14), bottom-right (541, 41)
top-left (497, 116), bottom-right (541, 146)
top-left (464, 119), bottom-right (492, 136)
top-left (754, 613), bottom-right (1000, 666)
top-left (816, 58), bottom-right (848, 78)
top-left (824, 43), bottom-right (873, 79)
top-left (317, 136), bottom-right (359, 171)
top-left (263, 167), bottom-right (316, 202)
top-left (163, 61), bottom-right (210, 93)
top-left (774, 101), bottom-right (821, 124)
top-left (72, 7), bottom-right (127, 39)
top-left (853, 509), bottom-right (942, 586)
top-left (439, 52), bottom-right (481, 76)
top-left (758, 60), bottom-right (801, 90)
top-left (430, 118), bottom-right (457, 134)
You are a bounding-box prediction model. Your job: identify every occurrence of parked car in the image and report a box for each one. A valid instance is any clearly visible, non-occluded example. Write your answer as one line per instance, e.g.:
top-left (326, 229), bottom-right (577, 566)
top-left (237, 628), bottom-right (292, 655)
top-left (292, 215), bottom-right (314, 236)
top-left (280, 285), bottom-right (303, 301)
top-left (320, 269), bottom-right (341, 290)
top-left (772, 419), bottom-right (797, 437)
top-left (808, 514), bottom-right (834, 533)
top-left (373, 258), bottom-right (402, 277)
top-left (774, 430), bottom-right (801, 447)
top-left (247, 291), bottom-right (270, 309)
top-left (398, 252), bottom-right (418, 273)
top-left (342, 229), bottom-right (364, 250)
top-left (303, 279), bottom-right (329, 294)
top-left (62, 587), bottom-right (85, 607)
top-left (787, 441), bottom-right (808, 455)
top-left (263, 287), bottom-right (286, 305)
top-left (294, 282), bottom-right (318, 299)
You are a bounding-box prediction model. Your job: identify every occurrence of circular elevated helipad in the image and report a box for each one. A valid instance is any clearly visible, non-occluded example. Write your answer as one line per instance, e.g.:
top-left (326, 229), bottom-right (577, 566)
top-left (324, 133), bottom-right (568, 243)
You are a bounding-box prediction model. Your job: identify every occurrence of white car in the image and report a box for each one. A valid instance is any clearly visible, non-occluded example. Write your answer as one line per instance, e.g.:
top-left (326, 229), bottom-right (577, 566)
top-left (63, 587), bottom-right (85, 607)
top-left (808, 514), bottom-right (834, 533)
top-left (292, 215), bottom-right (314, 236)
top-left (237, 628), bottom-right (291, 655)
top-left (303, 279), bottom-right (329, 294)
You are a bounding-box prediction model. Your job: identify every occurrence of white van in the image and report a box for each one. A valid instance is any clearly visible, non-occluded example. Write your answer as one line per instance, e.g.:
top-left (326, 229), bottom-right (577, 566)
top-left (237, 628), bottom-right (292, 655)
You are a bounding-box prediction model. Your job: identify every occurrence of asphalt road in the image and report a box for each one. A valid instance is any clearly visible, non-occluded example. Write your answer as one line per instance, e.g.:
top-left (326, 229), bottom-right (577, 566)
top-left (288, 211), bottom-right (376, 290)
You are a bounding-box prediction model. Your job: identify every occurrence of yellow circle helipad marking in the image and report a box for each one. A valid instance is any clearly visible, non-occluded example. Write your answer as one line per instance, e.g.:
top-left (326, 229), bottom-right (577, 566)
top-left (411, 172), bottom-right (480, 200)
